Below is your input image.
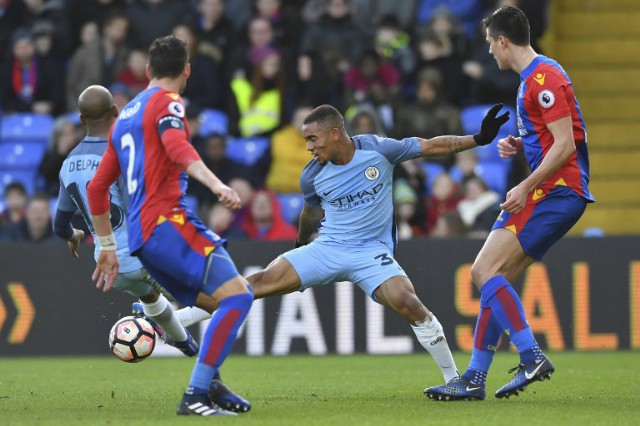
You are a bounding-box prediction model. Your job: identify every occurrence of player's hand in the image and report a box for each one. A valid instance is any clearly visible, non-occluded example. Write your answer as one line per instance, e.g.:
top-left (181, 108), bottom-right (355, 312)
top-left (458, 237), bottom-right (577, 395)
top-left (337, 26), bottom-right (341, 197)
top-left (473, 103), bottom-right (510, 146)
top-left (67, 229), bottom-right (85, 259)
top-left (211, 182), bottom-right (242, 210)
top-left (500, 184), bottom-right (528, 214)
top-left (93, 250), bottom-right (119, 292)
top-left (497, 135), bottom-right (523, 159)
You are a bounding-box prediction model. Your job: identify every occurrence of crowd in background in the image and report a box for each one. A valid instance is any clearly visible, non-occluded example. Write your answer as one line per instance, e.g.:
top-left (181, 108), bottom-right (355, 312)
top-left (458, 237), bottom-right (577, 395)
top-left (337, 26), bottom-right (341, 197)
top-left (0, 0), bottom-right (549, 244)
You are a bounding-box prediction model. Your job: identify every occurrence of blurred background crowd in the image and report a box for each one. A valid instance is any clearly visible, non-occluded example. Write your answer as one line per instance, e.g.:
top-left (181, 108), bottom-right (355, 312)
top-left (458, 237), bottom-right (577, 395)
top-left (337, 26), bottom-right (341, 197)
top-left (0, 0), bottom-right (550, 244)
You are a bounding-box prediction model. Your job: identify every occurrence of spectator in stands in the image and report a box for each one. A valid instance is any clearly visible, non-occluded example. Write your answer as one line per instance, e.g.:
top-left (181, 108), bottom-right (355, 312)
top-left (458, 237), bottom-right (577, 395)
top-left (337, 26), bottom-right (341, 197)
top-left (241, 189), bottom-right (298, 241)
top-left (126, 0), bottom-right (195, 48)
top-left (457, 175), bottom-right (501, 237)
top-left (78, 21), bottom-right (100, 47)
top-left (394, 178), bottom-right (423, 240)
top-left (65, 0), bottom-right (126, 50)
top-left (450, 149), bottom-right (479, 182)
top-left (115, 48), bottom-right (149, 98)
top-left (0, 192), bottom-right (55, 242)
top-left (343, 48), bottom-right (400, 130)
top-left (206, 202), bottom-right (247, 240)
top-left (266, 105), bottom-right (313, 193)
top-left (229, 47), bottom-right (286, 138)
top-left (374, 14), bottom-right (416, 83)
top-left (351, 0), bottom-right (417, 30)
top-left (288, 50), bottom-right (338, 118)
top-left (65, 13), bottom-right (130, 111)
top-left (195, 0), bottom-right (236, 74)
top-left (346, 105), bottom-right (386, 136)
top-left (38, 116), bottom-right (82, 197)
top-left (172, 23), bottom-right (227, 111)
top-left (429, 210), bottom-right (467, 238)
top-left (187, 134), bottom-right (259, 207)
top-left (424, 172), bottom-right (461, 233)
top-left (395, 67), bottom-right (462, 168)
top-left (227, 16), bottom-right (276, 79)
top-left (300, 0), bottom-right (369, 81)
top-left (0, 28), bottom-right (64, 115)
top-left (252, 0), bottom-right (301, 58)
top-left (416, 0), bottom-right (485, 40)
top-left (413, 8), bottom-right (466, 104)
top-left (0, 183), bottom-right (28, 230)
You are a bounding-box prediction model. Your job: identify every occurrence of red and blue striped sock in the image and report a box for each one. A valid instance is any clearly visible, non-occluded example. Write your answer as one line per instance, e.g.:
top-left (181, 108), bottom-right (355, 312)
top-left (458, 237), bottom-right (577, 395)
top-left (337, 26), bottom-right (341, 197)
top-left (187, 292), bottom-right (252, 394)
top-left (480, 275), bottom-right (537, 354)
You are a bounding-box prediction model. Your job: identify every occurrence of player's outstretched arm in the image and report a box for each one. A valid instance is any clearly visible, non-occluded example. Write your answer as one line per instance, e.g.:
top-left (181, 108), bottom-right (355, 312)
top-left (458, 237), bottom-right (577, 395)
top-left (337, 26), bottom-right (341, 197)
top-left (418, 103), bottom-right (510, 157)
top-left (295, 203), bottom-right (324, 247)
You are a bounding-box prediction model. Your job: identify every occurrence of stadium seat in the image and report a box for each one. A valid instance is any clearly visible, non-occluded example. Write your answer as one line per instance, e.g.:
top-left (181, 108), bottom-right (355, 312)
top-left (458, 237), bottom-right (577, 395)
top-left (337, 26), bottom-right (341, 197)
top-left (0, 142), bottom-right (46, 168)
top-left (420, 161), bottom-right (446, 195)
top-left (277, 193), bottom-right (304, 224)
top-left (0, 170), bottom-right (39, 195)
top-left (0, 113), bottom-right (54, 144)
top-left (199, 109), bottom-right (229, 137)
top-left (475, 161), bottom-right (509, 196)
top-left (226, 136), bottom-right (270, 166)
top-left (460, 104), bottom-right (517, 163)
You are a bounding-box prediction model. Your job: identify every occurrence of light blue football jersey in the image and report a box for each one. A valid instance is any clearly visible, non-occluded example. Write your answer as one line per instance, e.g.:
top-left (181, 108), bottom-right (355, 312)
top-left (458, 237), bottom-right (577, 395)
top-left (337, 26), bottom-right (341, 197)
top-left (57, 136), bottom-right (142, 273)
top-left (300, 134), bottom-right (422, 250)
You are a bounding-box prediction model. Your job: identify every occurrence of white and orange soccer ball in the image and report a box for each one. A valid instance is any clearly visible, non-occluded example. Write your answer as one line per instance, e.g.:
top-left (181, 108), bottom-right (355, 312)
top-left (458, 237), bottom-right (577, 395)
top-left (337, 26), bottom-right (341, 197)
top-left (108, 316), bottom-right (156, 362)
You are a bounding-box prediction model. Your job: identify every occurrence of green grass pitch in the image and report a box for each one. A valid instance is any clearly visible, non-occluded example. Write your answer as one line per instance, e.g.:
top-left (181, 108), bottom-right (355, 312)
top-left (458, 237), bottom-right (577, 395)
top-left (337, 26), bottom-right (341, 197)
top-left (1, 352), bottom-right (639, 425)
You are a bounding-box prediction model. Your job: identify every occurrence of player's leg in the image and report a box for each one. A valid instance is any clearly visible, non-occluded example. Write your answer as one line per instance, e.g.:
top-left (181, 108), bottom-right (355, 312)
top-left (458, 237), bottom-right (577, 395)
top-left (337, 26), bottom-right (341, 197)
top-left (247, 240), bottom-right (338, 299)
top-left (115, 269), bottom-right (198, 356)
top-left (246, 256), bottom-right (303, 299)
top-left (181, 247), bottom-right (252, 415)
top-left (374, 276), bottom-right (459, 383)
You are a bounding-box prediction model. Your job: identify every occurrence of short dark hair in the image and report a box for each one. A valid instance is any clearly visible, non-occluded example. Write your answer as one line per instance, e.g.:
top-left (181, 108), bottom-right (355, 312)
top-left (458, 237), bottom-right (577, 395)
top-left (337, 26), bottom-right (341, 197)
top-left (483, 5), bottom-right (530, 47)
top-left (303, 104), bottom-right (345, 131)
top-left (148, 35), bottom-right (188, 79)
top-left (4, 182), bottom-right (26, 197)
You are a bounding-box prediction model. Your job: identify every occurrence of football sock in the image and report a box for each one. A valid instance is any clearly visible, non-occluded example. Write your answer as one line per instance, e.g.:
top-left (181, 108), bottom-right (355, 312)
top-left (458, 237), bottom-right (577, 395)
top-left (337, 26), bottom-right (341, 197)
top-left (411, 315), bottom-right (459, 382)
top-left (463, 297), bottom-right (503, 386)
top-left (479, 275), bottom-right (537, 353)
top-left (142, 294), bottom-right (187, 342)
top-left (175, 306), bottom-right (212, 328)
top-left (187, 291), bottom-right (252, 393)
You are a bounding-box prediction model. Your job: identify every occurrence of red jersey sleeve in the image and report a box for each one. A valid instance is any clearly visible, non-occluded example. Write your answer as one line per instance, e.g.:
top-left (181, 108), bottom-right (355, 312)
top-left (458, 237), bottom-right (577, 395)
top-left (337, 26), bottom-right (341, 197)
top-left (528, 70), bottom-right (572, 125)
top-left (153, 93), bottom-right (201, 169)
top-left (88, 135), bottom-right (121, 215)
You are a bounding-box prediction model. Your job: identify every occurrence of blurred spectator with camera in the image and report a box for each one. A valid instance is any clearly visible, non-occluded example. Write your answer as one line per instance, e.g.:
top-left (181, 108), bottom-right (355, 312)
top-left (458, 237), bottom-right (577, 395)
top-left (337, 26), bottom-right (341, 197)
top-left (0, 192), bottom-right (55, 243)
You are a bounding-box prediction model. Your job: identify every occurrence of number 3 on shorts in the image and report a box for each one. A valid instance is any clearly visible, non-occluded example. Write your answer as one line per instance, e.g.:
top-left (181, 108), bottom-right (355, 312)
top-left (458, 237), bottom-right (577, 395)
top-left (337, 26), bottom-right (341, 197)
top-left (375, 253), bottom-right (394, 266)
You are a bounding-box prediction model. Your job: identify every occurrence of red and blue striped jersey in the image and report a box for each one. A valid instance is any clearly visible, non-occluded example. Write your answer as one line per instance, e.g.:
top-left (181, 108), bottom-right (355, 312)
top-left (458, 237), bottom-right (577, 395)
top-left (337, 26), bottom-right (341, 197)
top-left (516, 55), bottom-right (595, 202)
top-left (89, 86), bottom-right (199, 254)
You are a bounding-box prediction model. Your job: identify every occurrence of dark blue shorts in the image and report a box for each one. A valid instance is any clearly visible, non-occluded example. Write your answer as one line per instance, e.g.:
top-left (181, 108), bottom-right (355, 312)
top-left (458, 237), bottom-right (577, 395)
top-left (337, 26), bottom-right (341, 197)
top-left (492, 186), bottom-right (587, 260)
top-left (138, 209), bottom-right (239, 306)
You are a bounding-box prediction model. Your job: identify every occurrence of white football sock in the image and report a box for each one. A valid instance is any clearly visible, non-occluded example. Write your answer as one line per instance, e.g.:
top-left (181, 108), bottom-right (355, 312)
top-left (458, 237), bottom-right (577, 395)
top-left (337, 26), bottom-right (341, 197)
top-left (174, 306), bottom-right (212, 328)
top-left (142, 294), bottom-right (188, 342)
top-left (411, 315), bottom-right (459, 383)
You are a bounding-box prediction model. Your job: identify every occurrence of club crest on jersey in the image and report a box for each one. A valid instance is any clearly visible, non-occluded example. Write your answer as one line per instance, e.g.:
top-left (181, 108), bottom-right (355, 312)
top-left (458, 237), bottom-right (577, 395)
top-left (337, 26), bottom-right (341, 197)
top-left (364, 166), bottom-right (379, 181)
top-left (538, 90), bottom-right (555, 109)
top-left (168, 101), bottom-right (185, 118)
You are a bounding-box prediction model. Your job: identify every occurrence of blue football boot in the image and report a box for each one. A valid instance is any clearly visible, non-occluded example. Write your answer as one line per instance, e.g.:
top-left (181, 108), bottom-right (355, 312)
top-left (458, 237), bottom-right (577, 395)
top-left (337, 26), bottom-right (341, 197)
top-left (209, 373), bottom-right (251, 413)
top-left (177, 393), bottom-right (237, 416)
top-left (132, 301), bottom-right (199, 357)
top-left (424, 377), bottom-right (486, 401)
top-left (495, 356), bottom-right (555, 399)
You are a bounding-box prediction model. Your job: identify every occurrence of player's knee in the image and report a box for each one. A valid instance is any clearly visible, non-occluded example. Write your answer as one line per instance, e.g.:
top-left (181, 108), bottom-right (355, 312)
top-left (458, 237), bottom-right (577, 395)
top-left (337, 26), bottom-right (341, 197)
top-left (224, 291), bottom-right (253, 314)
top-left (470, 262), bottom-right (489, 288)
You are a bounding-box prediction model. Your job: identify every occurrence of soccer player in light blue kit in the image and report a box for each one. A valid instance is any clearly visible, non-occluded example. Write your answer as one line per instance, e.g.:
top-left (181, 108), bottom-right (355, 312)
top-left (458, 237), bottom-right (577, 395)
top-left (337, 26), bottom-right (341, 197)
top-left (53, 85), bottom-right (208, 354)
top-left (247, 104), bottom-right (510, 388)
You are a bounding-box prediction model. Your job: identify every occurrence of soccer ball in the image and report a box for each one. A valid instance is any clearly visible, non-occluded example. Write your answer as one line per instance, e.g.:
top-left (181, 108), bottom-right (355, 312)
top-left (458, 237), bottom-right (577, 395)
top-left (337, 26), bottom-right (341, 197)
top-left (109, 316), bottom-right (156, 362)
